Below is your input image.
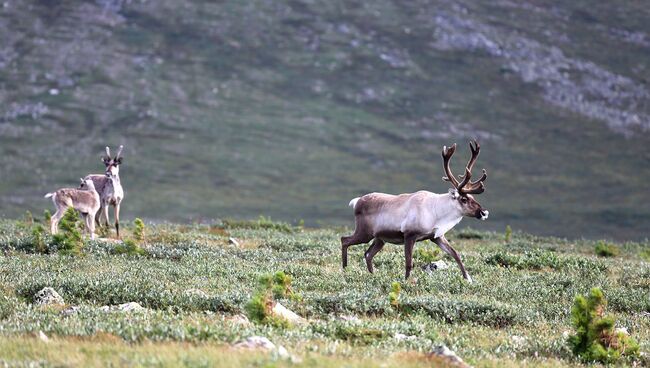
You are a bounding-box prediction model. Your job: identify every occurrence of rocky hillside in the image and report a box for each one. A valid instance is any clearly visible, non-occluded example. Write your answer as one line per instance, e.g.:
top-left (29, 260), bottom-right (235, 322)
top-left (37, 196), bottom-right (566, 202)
top-left (1, 0), bottom-right (649, 239)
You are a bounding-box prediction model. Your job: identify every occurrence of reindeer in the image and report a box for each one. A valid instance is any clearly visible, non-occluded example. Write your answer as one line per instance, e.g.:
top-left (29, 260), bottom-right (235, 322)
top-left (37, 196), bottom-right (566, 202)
top-left (341, 140), bottom-right (489, 282)
top-left (45, 178), bottom-right (101, 239)
top-left (84, 145), bottom-right (125, 238)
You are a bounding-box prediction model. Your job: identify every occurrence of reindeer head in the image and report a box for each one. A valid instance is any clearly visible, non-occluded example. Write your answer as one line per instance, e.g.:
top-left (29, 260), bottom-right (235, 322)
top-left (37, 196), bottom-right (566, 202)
top-left (79, 178), bottom-right (96, 191)
top-left (442, 140), bottom-right (489, 220)
top-left (102, 145), bottom-right (123, 177)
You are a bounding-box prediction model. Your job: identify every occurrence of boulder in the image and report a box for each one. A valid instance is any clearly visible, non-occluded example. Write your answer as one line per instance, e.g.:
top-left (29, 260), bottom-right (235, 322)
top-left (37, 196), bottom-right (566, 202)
top-left (60, 305), bottom-right (80, 316)
top-left (100, 302), bottom-right (144, 313)
top-left (271, 302), bottom-right (306, 324)
top-left (33, 287), bottom-right (64, 305)
top-left (234, 336), bottom-right (277, 350)
top-left (430, 345), bottom-right (471, 367)
top-left (422, 260), bottom-right (449, 273)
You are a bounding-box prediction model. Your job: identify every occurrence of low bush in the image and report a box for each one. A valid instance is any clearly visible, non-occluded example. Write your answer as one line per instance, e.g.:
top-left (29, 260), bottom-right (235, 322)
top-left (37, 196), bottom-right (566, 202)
top-left (221, 216), bottom-right (295, 233)
top-left (114, 239), bottom-right (147, 257)
top-left (52, 208), bottom-right (83, 256)
top-left (133, 218), bottom-right (146, 243)
top-left (594, 241), bottom-right (619, 257)
top-left (568, 288), bottom-right (639, 363)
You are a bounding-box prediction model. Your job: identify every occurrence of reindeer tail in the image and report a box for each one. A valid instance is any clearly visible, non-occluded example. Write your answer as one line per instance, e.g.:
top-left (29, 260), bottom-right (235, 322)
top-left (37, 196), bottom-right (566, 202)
top-left (348, 197), bottom-right (360, 209)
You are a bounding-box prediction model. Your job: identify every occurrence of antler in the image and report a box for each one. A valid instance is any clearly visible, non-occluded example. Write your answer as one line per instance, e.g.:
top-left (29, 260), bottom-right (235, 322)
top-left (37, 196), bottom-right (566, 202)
top-left (115, 145), bottom-right (124, 158)
top-left (441, 140), bottom-right (488, 195)
top-left (442, 144), bottom-right (460, 188)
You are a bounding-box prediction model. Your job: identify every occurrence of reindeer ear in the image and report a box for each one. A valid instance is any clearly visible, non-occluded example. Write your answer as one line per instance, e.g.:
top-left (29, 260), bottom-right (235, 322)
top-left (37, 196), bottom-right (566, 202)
top-left (448, 188), bottom-right (460, 199)
top-left (80, 178), bottom-right (85, 183)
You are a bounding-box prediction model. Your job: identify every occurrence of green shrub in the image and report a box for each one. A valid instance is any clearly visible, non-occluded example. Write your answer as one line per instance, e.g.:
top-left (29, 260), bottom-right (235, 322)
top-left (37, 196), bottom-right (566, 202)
top-left (43, 209), bottom-right (51, 224)
top-left (133, 218), bottom-right (146, 243)
top-left (388, 282), bottom-right (401, 310)
top-left (505, 225), bottom-right (512, 243)
top-left (456, 228), bottom-right (484, 239)
top-left (333, 324), bottom-right (387, 345)
top-left (595, 241), bottom-right (619, 257)
top-left (52, 208), bottom-right (84, 256)
top-left (31, 224), bottom-right (47, 254)
top-left (641, 248), bottom-right (650, 262)
top-left (114, 239), bottom-right (147, 256)
top-left (568, 288), bottom-right (639, 363)
top-left (414, 246), bottom-right (442, 263)
top-left (245, 271), bottom-right (298, 327)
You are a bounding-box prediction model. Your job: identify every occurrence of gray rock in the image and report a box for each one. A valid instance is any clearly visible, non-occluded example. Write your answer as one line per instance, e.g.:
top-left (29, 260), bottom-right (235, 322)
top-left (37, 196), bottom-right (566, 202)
top-left (100, 302), bottom-right (144, 313)
top-left (234, 336), bottom-right (277, 350)
top-left (60, 305), bottom-right (80, 316)
top-left (33, 287), bottom-right (64, 305)
top-left (422, 260), bottom-right (449, 273)
top-left (431, 345), bottom-right (471, 367)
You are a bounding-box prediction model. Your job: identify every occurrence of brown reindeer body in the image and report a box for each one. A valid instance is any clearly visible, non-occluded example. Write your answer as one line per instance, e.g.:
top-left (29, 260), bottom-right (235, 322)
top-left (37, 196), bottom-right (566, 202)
top-left (45, 179), bottom-right (101, 239)
top-left (342, 140), bottom-right (489, 281)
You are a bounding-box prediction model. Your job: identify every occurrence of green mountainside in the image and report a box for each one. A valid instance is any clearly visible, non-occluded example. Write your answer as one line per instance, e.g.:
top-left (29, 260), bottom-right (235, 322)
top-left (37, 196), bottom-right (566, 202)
top-left (1, 0), bottom-right (649, 239)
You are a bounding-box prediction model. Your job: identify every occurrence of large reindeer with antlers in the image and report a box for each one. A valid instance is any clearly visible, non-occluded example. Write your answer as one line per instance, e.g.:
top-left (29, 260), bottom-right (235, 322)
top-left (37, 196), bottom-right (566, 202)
top-left (341, 140), bottom-right (489, 282)
top-left (84, 145), bottom-right (125, 238)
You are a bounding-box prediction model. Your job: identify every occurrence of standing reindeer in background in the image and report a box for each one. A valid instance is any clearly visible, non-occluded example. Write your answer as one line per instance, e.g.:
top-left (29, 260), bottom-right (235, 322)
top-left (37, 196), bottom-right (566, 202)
top-left (45, 178), bottom-right (101, 239)
top-left (84, 145), bottom-right (125, 238)
top-left (341, 140), bottom-right (489, 282)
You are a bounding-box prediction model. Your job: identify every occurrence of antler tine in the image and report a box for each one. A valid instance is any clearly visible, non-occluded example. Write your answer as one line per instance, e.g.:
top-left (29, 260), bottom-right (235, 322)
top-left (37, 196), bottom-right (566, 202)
top-left (461, 169), bottom-right (487, 194)
top-left (105, 146), bottom-right (111, 158)
top-left (115, 145), bottom-right (124, 158)
top-left (458, 140), bottom-right (480, 180)
top-left (441, 144), bottom-right (460, 188)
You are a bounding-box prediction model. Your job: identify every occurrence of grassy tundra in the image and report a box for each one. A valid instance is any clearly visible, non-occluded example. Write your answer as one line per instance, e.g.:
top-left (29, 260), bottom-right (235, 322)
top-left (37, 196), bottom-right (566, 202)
top-left (0, 218), bottom-right (648, 367)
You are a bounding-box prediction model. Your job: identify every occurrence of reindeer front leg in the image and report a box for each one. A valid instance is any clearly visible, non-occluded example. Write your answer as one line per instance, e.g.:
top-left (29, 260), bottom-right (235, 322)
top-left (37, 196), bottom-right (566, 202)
top-left (114, 201), bottom-right (121, 239)
top-left (434, 236), bottom-right (472, 283)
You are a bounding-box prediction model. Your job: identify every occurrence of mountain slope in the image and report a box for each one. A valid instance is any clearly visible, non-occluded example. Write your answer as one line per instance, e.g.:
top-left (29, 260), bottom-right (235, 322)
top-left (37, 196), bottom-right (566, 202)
top-left (1, 0), bottom-right (649, 239)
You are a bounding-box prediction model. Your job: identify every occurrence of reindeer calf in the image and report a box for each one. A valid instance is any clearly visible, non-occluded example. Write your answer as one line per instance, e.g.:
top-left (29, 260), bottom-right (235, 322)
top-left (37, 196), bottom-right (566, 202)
top-left (44, 178), bottom-right (101, 239)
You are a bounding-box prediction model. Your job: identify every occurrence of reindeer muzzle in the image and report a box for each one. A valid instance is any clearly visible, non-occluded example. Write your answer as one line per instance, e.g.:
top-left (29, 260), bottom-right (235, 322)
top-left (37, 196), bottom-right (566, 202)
top-left (477, 210), bottom-right (489, 220)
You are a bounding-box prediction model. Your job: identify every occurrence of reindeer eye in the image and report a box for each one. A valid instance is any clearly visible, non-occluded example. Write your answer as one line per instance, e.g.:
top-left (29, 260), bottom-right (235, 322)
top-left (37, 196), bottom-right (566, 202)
top-left (461, 197), bottom-right (467, 203)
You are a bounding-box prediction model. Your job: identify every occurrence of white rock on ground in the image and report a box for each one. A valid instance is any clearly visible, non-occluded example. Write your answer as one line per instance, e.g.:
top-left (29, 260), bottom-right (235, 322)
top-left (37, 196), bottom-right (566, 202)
top-left (271, 302), bottom-right (306, 324)
top-left (226, 313), bottom-right (251, 325)
top-left (33, 287), bottom-right (64, 305)
top-left (422, 260), bottom-right (449, 273)
top-left (394, 333), bottom-right (416, 341)
top-left (234, 336), bottom-right (292, 360)
top-left (431, 345), bottom-right (471, 367)
top-left (100, 302), bottom-right (144, 313)
top-left (38, 330), bottom-right (49, 343)
top-left (234, 336), bottom-right (277, 350)
top-left (60, 305), bottom-right (80, 316)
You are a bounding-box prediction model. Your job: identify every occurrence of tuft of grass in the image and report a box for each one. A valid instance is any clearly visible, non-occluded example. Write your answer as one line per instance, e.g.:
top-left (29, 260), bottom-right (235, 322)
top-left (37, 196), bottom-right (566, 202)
top-left (568, 288), bottom-right (639, 363)
top-left (640, 248), bottom-right (650, 262)
top-left (52, 208), bottom-right (83, 256)
top-left (595, 241), bottom-right (619, 257)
